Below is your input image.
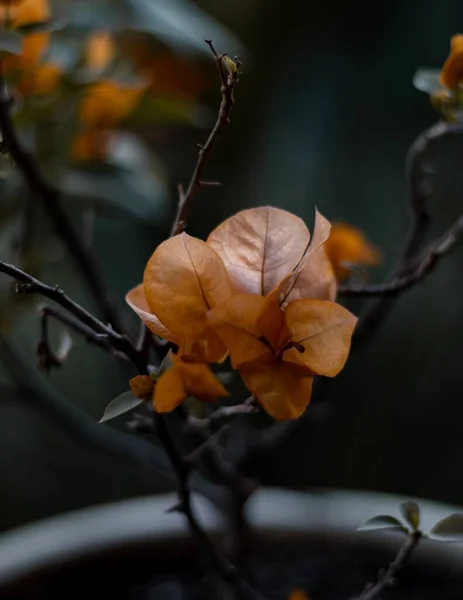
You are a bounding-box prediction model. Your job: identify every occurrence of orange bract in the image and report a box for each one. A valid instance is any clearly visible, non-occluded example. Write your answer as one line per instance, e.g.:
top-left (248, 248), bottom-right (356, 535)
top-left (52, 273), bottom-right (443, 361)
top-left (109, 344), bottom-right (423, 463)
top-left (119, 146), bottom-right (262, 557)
top-left (129, 374), bottom-right (154, 400)
top-left (153, 354), bottom-right (229, 412)
top-left (208, 292), bottom-right (357, 419)
top-left (441, 34), bottom-right (463, 90)
top-left (324, 222), bottom-right (380, 281)
top-left (208, 206), bottom-right (336, 303)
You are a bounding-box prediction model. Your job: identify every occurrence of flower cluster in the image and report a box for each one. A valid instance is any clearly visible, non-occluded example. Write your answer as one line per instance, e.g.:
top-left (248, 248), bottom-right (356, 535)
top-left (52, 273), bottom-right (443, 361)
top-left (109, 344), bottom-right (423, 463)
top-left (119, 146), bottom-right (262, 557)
top-left (127, 206), bottom-right (358, 420)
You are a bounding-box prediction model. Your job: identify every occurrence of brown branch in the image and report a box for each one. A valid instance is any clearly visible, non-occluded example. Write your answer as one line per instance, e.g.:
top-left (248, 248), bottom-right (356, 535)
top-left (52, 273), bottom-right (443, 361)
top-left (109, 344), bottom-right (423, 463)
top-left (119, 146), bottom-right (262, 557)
top-left (0, 78), bottom-right (122, 330)
top-left (170, 40), bottom-right (240, 237)
top-left (0, 261), bottom-right (144, 372)
top-left (339, 212), bottom-right (463, 297)
top-left (187, 397), bottom-right (258, 432)
top-left (355, 531), bottom-right (421, 600)
top-left (154, 413), bottom-right (265, 600)
top-left (348, 122), bottom-right (463, 341)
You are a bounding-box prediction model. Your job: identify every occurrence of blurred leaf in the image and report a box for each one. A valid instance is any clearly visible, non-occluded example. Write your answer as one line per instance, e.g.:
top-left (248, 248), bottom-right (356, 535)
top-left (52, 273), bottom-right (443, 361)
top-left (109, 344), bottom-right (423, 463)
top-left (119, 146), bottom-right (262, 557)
top-left (413, 68), bottom-right (443, 94)
top-left (400, 501), bottom-right (420, 530)
top-left (357, 514), bottom-right (407, 532)
top-left (60, 134), bottom-right (168, 222)
top-left (429, 514), bottom-right (463, 540)
top-left (99, 390), bottom-right (144, 423)
top-left (125, 0), bottom-right (242, 56)
top-left (49, 0), bottom-right (130, 33)
top-left (0, 29), bottom-right (23, 55)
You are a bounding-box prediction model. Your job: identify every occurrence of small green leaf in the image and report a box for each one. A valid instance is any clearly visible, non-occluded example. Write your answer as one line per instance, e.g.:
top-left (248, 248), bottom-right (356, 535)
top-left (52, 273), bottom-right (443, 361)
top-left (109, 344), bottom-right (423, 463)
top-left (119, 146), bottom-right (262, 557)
top-left (0, 29), bottom-right (23, 55)
top-left (413, 68), bottom-right (443, 94)
top-left (357, 515), bottom-right (407, 533)
top-left (429, 514), bottom-right (463, 540)
top-left (400, 501), bottom-right (420, 530)
top-left (99, 391), bottom-right (144, 423)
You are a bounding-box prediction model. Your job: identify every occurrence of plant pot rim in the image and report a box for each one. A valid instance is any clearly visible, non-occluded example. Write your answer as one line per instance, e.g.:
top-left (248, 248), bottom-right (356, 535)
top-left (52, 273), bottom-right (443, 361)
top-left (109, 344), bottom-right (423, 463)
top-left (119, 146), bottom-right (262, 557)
top-left (0, 487), bottom-right (461, 590)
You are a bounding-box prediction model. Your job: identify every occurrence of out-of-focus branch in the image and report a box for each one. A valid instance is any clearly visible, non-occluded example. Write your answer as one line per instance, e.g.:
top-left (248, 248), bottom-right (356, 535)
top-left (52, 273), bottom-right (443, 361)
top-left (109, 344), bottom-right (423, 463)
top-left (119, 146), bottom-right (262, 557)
top-left (170, 40), bottom-right (240, 237)
top-left (348, 122), bottom-right (463, 341)
top-left (339, 212), bottom-right (463, 297)
top-left (355, 531), bottom-right (421, 600)
top-left (0, 77), bottom-right (122, 330)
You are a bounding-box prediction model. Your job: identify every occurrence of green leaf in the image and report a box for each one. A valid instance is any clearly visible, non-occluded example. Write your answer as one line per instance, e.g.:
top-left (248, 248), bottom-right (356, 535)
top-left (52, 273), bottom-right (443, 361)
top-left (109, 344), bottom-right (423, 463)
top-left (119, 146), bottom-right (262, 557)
top-left (99, 390), bottom-right (144, 423)
top-left (429, 514), bottom-right (463, 540)
top-left (357, 514), bottom-right (407, 533)
top-left (413, 68), bottom-right (443, 94)
top-left (400, 501), bottom-right (420, 530)
top-left (0, 29), bottom-right (23, 55)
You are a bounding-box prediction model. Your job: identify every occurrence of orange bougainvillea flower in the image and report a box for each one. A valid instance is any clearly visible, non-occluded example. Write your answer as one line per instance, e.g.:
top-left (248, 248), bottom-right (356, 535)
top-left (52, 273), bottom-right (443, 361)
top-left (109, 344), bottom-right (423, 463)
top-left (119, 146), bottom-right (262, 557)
top-left (153, 353), bottom-right (229, 413)
top-left (208, 294), bottom-right (357, 420)
top-left (207, 206), bottom-right (337, 306)
top-left (126, 233), bottom-right (232, 363)
top-left (440, 34), bottom-right (463, 90)
top-left (129, 374), bottom-right (154, 400)
top-left (323, 222), bottom-right (380, 281)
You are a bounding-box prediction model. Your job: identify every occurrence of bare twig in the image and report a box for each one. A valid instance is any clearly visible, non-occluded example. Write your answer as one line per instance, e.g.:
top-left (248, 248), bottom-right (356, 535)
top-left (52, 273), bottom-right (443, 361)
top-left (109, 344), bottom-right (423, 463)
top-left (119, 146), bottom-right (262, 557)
top-left (170, 41), bottom-right (240, 237)
top-left (0, 261), bottom-right (144, 372)
top-left (339, 213), bottom-right (463, 297)
top-left (0, 78), bottom-right (122, 330)
top-left (154, 413), bottom-right (264, 600)
top-left (187, 398), bottom-right (258, 432)
top-left (355, 531), bottom-right (421, 600)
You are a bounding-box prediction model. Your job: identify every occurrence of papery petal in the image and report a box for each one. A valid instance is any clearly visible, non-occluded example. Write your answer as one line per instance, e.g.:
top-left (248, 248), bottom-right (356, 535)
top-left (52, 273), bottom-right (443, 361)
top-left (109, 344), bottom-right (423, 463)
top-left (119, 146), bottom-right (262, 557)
top-left (153, 368), bottom-right (187, 412)
top-left (269, 210), bottom-right (336, 306)
top-left (86, 31), bottom-right (115, 73)
top-left (207, 206), bottom-right (310, 296)
top-left (177, 330), bottom-right (228, 364)
top-left (240, 359), bottom-right (313, 420)
top-left (129, 374), bottom-right (154, 400)
top-left (173, 354), bottom-right (229, 400)
top-left (283, 298), bottom-right (357, 377)
top-left (143, 233), bottom-right (231, 340)
top-left (126, 284), bottom-right (179, 343)
top-left (0, 0), bottom-right (49, 27)
top-left (207, 294), bottom-right (288, 368)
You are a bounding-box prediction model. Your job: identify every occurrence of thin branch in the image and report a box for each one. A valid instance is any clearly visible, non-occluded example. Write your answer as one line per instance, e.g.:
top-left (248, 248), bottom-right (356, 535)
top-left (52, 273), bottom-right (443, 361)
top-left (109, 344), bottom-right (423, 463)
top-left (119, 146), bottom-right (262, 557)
top-left (0, 77), bottom-right (122, 330)
top-left (154, 413), bottom-right (265, 600)
top-left (0, 261), bottom-right (145, 372)
top-left (41, 305), bottom-right (116, 353)
top-left (355, 531), bottom-right (421, 600)
top-left (187, 398), bottom-right (258, 432)
top-left (339, 212), bottom-right (463, 297)
top-left (170, 40), bottom-right (240, 237)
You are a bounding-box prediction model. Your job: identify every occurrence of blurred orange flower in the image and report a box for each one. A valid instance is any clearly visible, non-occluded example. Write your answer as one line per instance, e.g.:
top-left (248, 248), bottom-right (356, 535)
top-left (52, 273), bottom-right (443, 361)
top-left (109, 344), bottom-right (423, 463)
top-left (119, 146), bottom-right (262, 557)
top-left (440, 34), bottom-right (463, 90)
top-left (78, 81), bottom-right (145, 129)
top-left (1, 0), bottom-right (61, 96)
top-left (85, 30), bottom-right (115, 73)
top-left (324, 222), bottom-right (380, 281)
